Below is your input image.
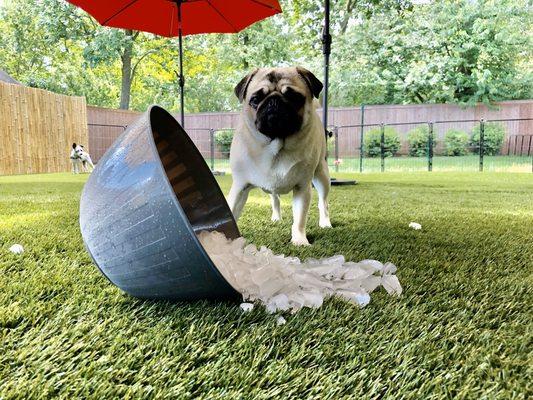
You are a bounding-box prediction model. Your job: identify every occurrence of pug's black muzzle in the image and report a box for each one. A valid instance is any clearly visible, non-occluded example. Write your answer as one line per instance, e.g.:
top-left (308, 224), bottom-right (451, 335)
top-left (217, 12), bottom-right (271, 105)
top-left (255, 94), bottom-right (302, 140)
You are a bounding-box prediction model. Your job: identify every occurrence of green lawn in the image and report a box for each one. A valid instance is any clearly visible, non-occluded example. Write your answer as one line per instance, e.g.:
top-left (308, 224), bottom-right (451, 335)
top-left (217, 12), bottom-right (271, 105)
top-left (210, 155), bottom-right (533, 174)
top-left (1, 172), bottom-right (532, 399)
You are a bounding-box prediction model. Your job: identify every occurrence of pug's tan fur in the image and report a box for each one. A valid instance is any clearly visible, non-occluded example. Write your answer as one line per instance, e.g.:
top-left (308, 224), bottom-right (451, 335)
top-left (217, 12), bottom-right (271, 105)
top-left (228, 67), bottom-right (331, 246)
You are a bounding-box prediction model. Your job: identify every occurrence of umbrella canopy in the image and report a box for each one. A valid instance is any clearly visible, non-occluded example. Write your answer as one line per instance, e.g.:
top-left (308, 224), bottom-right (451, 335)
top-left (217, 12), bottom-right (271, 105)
top-left (67, 0), bottom-right (282, 125)
top-left (67, 0), bottom-right (281, 37)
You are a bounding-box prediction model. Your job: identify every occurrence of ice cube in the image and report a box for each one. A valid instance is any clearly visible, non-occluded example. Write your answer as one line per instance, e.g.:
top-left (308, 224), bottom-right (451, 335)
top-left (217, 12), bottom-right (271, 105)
top-left (343, 266), bottom-right (373, 280)
top-left (307, 264), bottom-right (342, 277)
top-left (9, 244), bottom-right (24, 254)
top-left (321, 255), bottom-right (345, 265)
top-left (250, 266), bottom-right (273, 286)
top-left (358, 259), bottom-right (384, 273)
top-left (258, 278), bottom-right (285, 298)
top-left (302, 292), bottom-right (323, 308)
top-left (409, 222), bottom-right (422, 230)
top-left (265, 301), bottom-right (278, 314)
top-left (360, 276), bottom-right (382, 293)
top-left (382, 262), bottom-right (397, 275)
top-left (354, 292), bottom-right (371, 307)
top-left (270, 293), bottom-right (290, 311)
top-left (382, 275), bottom-right (403, 295)
top-left (240, 303), bottom-right (254, 312)
top-left (287, 293), bottom-right (305, 309)
top-left (337, 290), bottom-right (371, 307)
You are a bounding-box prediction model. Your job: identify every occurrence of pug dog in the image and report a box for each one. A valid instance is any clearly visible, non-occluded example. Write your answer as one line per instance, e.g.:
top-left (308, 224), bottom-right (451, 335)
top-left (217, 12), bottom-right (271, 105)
top-left (227, 67), bottom-right (331, 246)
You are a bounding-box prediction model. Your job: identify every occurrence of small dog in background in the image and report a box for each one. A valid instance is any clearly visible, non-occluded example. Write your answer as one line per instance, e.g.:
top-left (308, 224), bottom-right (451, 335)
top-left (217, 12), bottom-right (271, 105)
top-left (70, 143), bottom-right (94, 173)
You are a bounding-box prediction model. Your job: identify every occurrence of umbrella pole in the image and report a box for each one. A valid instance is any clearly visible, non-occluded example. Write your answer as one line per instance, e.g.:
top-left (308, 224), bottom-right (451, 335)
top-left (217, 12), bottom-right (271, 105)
top-left (322, 0), bottom-right (331, 131)
top-left (323, 0), bottom-right (356, 186)
top-left (177, 0), bottom-right (185, 127)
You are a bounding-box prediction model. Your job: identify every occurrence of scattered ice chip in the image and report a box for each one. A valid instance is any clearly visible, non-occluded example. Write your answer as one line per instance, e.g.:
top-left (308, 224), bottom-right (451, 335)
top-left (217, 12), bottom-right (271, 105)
top-left (382, 275), bottom-right (403, 295)
top-left (240, 303), bottom-right (254, 312)
top-left (383, 262), bottom-right (397, 275)
top-left (276, 316), bottom-right (287, 326)
top-left (9, 244), bottom-right (24, 254)
top-left (198, 231), bottom-right (402, 314)
top-left (409, 222), bottom-right (422, 230)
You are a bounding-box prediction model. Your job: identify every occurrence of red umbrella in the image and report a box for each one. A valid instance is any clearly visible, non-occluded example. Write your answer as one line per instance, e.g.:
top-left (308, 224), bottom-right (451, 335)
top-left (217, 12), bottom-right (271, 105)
top-left (67, 0), bottom-right (282, 126)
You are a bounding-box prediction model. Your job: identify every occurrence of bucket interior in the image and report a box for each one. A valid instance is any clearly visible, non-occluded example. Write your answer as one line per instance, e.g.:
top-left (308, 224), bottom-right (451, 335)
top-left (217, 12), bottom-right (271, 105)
top-left (149, 107), bottom-right (240, 239)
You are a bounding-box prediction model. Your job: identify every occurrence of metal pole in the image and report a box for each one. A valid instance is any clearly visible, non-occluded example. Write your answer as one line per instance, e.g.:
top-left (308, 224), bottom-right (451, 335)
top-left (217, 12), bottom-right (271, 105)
top-left (479, 119), bottom-right (484, 172)
top-left (209, 129), bottom-right (215, 171)
top-left (322, 0), bottom-right (331, 130)
top-left (359, 104), bottom-right (365, 173)
top-left (380, 123), bottom-right (385, 172)
top-left (177, 0), bottom-right (185, 127)
top-left (334, 126), bottom-right (339, 172)
top-left (428, 122), bottom-right (433, 172)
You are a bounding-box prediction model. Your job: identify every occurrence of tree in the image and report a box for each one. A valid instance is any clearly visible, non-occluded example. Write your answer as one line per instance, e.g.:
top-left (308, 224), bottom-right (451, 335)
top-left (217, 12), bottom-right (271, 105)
top-left (0, 0), bottom-right (530, 111)
top-left (39, 0), bottom-right (172, 110)
top-left (357, 0), bottom-right (532, 104)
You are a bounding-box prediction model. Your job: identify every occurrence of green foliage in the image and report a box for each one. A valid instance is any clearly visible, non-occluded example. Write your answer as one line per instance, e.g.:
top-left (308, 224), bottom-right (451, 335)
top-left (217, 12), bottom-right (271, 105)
top-left (444, 130), bottom-right (470, 156)
top-left (214, 129), bottom-right (234, 157)
top-left (470, 123), bottom-right (506, 155)
top-left (407, 126), bottom-right (436, 157)
top-left (364, 127), bottom-right (400, 157)
top-left (0, 0), bottom-right (531, 111)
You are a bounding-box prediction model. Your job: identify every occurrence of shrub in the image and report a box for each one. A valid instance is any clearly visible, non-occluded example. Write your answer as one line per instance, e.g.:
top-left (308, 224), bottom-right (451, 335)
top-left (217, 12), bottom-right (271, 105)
top-left (470, 123), bottom-right (505, 155)
top-left (364, 127), bottom-right (400, 157)
top-left (407, 126), bottom-right (437, 157)
top-left (444, 130), bottom-right (469, 156)
top-left (215, 129), bottom-right (234, 157)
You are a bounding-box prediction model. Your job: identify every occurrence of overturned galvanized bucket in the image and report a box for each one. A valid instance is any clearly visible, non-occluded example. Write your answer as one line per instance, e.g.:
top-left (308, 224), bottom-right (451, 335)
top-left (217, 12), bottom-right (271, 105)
top-left (80, 105), bottom-right (240, 301)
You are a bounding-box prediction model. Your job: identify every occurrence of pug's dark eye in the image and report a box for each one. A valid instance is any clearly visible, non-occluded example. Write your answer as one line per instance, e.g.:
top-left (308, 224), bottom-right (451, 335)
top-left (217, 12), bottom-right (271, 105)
top-left (283, 87), bottom-right (305, 108)
top-left (249, 91), bottom-right (266, 109)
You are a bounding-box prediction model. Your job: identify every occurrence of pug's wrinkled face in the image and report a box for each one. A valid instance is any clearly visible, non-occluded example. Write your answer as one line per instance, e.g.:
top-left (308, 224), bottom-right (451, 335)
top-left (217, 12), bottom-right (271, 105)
top-left (235, 67), bottom-right (323, 140)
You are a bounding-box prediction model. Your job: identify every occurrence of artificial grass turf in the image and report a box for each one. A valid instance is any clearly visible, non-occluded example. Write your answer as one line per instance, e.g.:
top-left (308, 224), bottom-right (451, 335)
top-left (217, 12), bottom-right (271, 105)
top-left (1, 172), bottom-right (532, 399)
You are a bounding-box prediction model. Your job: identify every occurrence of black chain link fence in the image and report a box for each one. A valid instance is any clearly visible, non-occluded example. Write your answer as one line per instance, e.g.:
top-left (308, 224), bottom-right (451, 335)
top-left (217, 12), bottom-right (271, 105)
top-left (89, 118), bottom-right (533, 173)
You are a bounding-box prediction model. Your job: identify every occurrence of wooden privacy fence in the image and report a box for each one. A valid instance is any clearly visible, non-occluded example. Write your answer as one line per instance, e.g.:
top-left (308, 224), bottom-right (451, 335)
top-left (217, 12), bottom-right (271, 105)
top-left (0, 82), bottom-right (88, 175)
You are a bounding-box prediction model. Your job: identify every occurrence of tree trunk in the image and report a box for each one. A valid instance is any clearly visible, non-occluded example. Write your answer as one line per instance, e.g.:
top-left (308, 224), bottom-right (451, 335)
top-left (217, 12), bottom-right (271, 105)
top-left (242, 33), bottom-right (249, 69)
top-left (119, 30), bottom-right (134, 110)
top-left (340, 0), bottom-right (355, 35)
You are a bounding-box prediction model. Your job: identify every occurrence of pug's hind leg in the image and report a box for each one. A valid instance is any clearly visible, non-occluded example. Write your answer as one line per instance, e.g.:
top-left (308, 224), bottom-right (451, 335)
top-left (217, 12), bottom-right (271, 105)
top-left (313, 159), bottom-right (332, 228)
top-left (270, 194), bottom-right (281, 222)
top-left (228, 182), bottom-right (252, 221)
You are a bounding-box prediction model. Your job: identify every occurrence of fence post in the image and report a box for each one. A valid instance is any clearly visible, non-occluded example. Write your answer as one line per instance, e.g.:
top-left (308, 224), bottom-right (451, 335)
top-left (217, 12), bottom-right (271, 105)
top-left (334, 126), bottom-right (339, 172)
top-left (479, 119), bottom-right (484, 172)
top-left (209, 128), bottom-right (215, 172)
top-left (428, 122), bottom-right (433, 172)
top-left (359, 104), bottom-right (365, 173)
top-left (380, 123), bottom-right (385, 172)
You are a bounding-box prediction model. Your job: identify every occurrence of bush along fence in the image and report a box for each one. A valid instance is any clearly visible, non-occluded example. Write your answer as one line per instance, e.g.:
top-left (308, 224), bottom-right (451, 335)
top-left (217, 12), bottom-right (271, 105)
top-left (87, 117), bottom-right (533, 173)
top-left (327, 118), bottom-right (532, 173)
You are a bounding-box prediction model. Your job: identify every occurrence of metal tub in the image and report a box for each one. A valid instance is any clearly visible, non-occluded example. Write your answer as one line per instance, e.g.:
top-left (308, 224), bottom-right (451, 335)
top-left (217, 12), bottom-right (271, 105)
top-left (80, 105), bottom-right (240, 301)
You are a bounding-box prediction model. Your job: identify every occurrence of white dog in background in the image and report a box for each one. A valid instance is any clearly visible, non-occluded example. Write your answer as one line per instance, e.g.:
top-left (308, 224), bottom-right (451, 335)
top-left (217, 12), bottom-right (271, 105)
top-left (70, 143), bottom-right (94, 173)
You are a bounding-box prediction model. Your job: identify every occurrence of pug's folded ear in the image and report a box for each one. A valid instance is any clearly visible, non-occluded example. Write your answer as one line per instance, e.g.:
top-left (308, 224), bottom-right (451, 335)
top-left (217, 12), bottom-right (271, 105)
top-left (234, 68), bottom-right (259, 103)
top-left (296, 67), bottom-right (323, 99)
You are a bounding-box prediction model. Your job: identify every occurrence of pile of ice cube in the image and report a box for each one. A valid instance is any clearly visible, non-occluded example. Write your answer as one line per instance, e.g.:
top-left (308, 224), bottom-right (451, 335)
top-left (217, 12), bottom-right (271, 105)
top-left (198, 231), bottom-right (402, 313)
